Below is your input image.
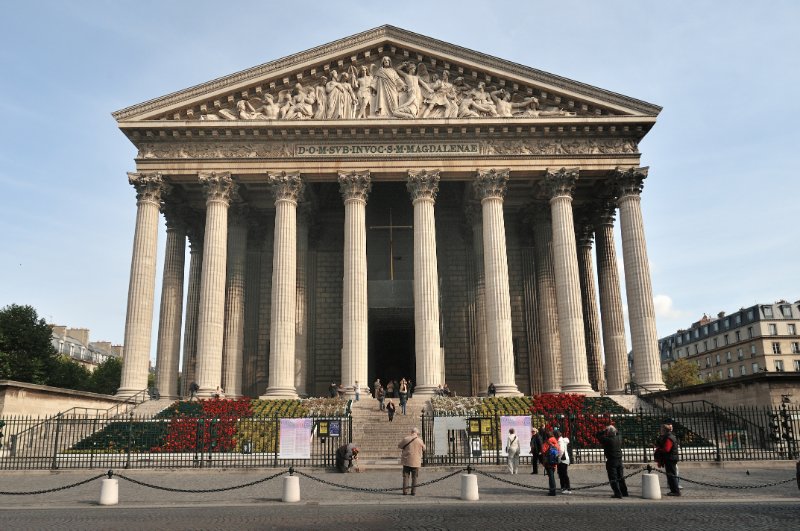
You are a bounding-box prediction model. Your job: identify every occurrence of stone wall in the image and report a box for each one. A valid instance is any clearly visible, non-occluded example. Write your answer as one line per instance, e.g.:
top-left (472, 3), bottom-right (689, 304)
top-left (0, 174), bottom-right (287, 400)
top-left (652, 373), bottom-right (800, 408)
top-left (0, 381), bottom-right (124, 418)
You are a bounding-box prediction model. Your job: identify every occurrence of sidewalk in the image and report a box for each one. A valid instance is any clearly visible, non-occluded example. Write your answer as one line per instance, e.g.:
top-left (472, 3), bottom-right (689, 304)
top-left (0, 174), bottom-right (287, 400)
top-left (0, 463), bottom-right (797, 508)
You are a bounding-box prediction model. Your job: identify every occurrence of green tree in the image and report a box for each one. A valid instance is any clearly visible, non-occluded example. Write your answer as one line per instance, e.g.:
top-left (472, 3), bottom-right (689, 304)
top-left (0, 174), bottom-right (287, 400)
top-left (88, 357), bottom-right (122, 395)
top-left (663, 358), bottom-right (703, 389)
top-left (48, 355), bottom-right (92, 391)
top-left (0, 304), bottom-right (58, 384)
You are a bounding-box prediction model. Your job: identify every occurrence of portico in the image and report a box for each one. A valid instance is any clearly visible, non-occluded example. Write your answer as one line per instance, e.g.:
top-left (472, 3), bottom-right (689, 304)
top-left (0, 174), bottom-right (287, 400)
top-left (114, 26), bottom-right (666, 399)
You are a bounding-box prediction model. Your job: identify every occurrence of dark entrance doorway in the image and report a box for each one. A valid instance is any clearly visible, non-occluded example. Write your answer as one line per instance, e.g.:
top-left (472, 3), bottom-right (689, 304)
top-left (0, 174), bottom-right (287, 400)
top-left (369, 308), bottom-right (415, 389)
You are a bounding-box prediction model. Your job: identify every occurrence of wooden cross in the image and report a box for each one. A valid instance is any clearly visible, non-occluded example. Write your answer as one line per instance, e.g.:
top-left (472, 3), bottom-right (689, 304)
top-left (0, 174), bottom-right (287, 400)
top-left (369, 209), bottom-right (412, 281)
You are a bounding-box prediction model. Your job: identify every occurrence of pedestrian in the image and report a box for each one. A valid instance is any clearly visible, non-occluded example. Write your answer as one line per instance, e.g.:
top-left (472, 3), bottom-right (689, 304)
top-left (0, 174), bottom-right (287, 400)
top-left (214, 385), bottom-right (224, 399)
top-left (354, 381), bottom-right (361, 401)
top-left (387, 380), bottom-right (395, 398)
top-left (540, 429), bottom-right (559, 496)
top-left (335, 442), bottom-right (359, 473)
top-left (398, 427), bottom-right (426, 495)
top-left (530, 427), bottom-right (543, 475)
top-left (596, 424), bottom-right (629, 498)
top-left (377, 385), bottom-right (386, 411)
top-left (328, 382), bottom-right (338, 398)
top-left (386, 401), bottom-right (396, 422)
top-left (373, 378), bottom-right (381, 398)
top-left (487, 382), bottom-right (496, 397)
top-left (506, 428), bottom-right (521, 474)
top-left (399, 379), bottom-right (408, 415)
top-left (655, 423), bottom-right (681, 496)
top-left (189, 381), bottom-right (199, 401)
top-left (554, 428), bottom-right (572, 493)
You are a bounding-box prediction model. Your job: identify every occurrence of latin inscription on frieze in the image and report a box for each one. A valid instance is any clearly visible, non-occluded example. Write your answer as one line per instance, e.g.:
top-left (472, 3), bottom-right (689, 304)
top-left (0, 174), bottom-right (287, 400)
top-left (296, 143), bottom-right (479, 156)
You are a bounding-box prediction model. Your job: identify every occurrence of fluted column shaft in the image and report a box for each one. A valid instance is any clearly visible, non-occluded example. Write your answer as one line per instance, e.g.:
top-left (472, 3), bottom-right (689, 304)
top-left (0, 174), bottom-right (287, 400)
top-left (222, 205), bottom-right (248, 397)
top-left (338, 171), bottom-right (371, 394)
top-left (118, 172), bottom-right (167, 397)
top-left (263, 172), bottom-right (304, 398)
top-left (545, 168), bottom-right (593, 393)
top-left (181, 221), bottom-right (203, 397)
top-left (154, 205), bottom-right (186, 399)
top-left (294, 210), bottom-right (310, 396)
top-left (616, 168), bottom-right (666, 390)
top-left (576, 226), bottom-right (605, 394)
top-left (474, 169), bottom-right (520, 396)
top-left (531, 207), bottom-right (562, 393)
top-left (195, 172), bottom-right (235, 397)
top-left (407, 170), bottom-right (443, 396)
top-left (468, 206), bottom-right (490, 395)
top-left (595, 203), bottom-right (629, 394)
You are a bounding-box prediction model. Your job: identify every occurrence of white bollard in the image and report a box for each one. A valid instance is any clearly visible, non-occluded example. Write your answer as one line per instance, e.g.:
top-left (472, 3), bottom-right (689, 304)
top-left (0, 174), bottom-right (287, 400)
top-left (99, 478), bottom-right (119, 506)
top-left (460, 473), bottom-right (479, 501)
top-left (282, 475), bottom-right (300, 502)
top-left (641, 473), bottom-right (661, 500)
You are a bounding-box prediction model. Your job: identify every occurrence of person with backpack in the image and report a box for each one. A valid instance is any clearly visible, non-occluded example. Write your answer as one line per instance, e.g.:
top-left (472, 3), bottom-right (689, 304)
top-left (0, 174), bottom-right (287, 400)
top-left (554, 428), bottom-right (572, 493)
top-left (506, 428), bottom-right (521, 474)
top-left (655, 423), bottom-right (681, 496)
top-left (540, 429), bottom-right (559, 496)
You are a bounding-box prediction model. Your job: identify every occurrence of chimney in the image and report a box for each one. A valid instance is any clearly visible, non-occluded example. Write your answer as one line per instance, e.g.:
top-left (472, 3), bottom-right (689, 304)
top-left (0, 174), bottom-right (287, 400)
top-left (66, 328), bottom-right (90, 346)
top-left (50, 325), bottom-right (67, 337)
top-left (717, 311), bottom-right (726, 319)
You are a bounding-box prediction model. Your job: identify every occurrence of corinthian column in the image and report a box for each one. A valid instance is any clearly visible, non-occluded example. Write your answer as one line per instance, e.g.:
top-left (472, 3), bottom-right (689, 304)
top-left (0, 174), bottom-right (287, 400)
top-left (263, 171), bottom-right (304, 398)
top-left (576, 218), bottom-right (605, 394)
top-left (615, 167), bottom-right (666, 390)
top-left (474, 169), bottom-right (520, 396)
top-left (154, 201), bottom-right (186, 400)
top-left (118, 173), bottom-right (168, 397)
top-left (407, 170), bottom-right (443, 396)
top-left (294, 203), bottom-right (313, 396)
top-left (180, 215), bottom-right (203, 397)
top-left (544, 168), bottom-right (593, 393)
top-left (465, 202), bottom-right (489, 395)
top-left (338, 171), bottom-right (371, 395)
top-left (195, 172), bottom-right (236, 397)
top-left (530, 206), bottom-right (562, 393)
top-left (594, 199), bottom-right (629, 394)
top-left (222, 199), bottom-right (248, 397)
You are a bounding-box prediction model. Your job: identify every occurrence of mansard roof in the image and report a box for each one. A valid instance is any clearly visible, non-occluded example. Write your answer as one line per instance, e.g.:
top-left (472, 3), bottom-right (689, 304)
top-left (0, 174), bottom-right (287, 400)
top-left (113, 25), bottom-right (660, 124)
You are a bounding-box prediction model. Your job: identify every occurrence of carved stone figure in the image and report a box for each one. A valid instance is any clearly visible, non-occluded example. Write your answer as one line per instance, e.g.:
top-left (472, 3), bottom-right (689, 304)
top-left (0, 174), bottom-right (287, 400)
top-left (237, 99), bottom-right (266, 120)
top-left (353, 65), bottom-right (373, 119)
top-left (421, 70), bottom-right (458, 119)
top-left (393, 62), bottom-right (431, 119)
top-left (490, 89), bottom-right (539, 118)
top-left (370, 56), bottom-right (404, 118)
top-left (280, 83), bottom-right (315, 120)
top-left (326, 70), bottom-right (357, 120)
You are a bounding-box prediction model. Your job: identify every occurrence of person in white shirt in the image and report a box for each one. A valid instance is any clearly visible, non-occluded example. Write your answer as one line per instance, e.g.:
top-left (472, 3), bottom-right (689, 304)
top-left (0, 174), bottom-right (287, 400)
top-left (506, 428), bottom-right (521, 474)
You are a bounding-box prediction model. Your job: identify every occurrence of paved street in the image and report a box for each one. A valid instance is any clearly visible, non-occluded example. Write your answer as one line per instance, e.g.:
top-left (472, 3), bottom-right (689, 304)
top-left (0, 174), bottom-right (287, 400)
top-left (0, 463), bottom-right (797, 529)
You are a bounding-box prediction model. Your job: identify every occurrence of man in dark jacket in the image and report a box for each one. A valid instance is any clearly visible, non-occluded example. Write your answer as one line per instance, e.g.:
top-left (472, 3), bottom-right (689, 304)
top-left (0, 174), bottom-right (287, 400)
top-left (655, 423), bottom-right (681, 496)
top-left (596, 425), bottom-right (629, 498)
top-left (530, 427), bottom-right (543, 474)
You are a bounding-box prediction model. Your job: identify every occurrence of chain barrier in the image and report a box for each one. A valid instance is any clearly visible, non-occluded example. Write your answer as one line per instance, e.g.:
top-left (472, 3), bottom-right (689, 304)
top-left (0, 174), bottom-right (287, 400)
top-left (294, 468), bottom-right (466, 493)
top-left (650, 467), bottom-right (797, 490)
top-left (0, 473), bottom-right (106, 496)
top-left (113, 470), bottom-right (287, 493)
top-left (472, 466), bottom-right (646, 492)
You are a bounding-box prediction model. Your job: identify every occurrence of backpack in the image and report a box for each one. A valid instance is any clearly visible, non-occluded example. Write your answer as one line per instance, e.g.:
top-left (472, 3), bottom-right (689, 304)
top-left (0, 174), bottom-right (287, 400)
top-left (543, 442), bottom-right (560, 465)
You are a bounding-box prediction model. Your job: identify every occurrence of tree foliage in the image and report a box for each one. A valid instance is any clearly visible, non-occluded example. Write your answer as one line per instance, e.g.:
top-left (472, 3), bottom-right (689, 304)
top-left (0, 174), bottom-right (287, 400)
top-left (89, 357), bottom-right (122, 395)
top-left (663, 358), bottom-right (703, 389)
top-left (0, 304), bottom-right (58, 384)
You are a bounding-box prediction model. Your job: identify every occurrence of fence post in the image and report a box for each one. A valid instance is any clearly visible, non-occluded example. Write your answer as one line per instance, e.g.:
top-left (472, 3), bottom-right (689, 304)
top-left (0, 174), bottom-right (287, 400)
top-left (274, 414), bottom-right (279, 468)
top-left (495, 412), bottom-right (500, 465)
top-left (639, 407), bottom-right (647, 463)
top-left (421, 412), bottom-right (427, 466)
top-left (50, 413), bottom-right (63, 470)
top-left (711, 406), bottom-right (722, 462)
top-left (124, 411), bottom-right (134, 469)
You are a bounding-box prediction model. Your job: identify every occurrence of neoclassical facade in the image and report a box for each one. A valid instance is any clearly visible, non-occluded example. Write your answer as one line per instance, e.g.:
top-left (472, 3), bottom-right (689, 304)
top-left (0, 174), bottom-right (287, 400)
top-left (114, 26), bottom-right (666, 399)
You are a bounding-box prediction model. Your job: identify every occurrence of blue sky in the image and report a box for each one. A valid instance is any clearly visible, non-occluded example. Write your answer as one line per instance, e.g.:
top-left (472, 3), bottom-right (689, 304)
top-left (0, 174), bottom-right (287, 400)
top-left (1, 1), bottom-right (798, 361)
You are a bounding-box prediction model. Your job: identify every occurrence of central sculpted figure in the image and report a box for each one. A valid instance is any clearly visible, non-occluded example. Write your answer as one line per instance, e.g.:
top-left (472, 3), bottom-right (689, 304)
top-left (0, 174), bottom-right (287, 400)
top-left (371, 56), bottom-right (404, 118)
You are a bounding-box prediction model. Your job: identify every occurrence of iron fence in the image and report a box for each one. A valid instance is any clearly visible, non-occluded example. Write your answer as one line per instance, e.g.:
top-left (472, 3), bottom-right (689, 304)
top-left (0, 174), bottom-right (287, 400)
top-left (421, 404), bottom-right (799, 466)
top-left (0, 413), bottom-right (351, 470)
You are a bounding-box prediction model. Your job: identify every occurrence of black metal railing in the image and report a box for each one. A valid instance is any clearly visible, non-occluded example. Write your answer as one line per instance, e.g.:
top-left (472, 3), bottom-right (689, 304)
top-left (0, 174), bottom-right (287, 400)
top-left (0, 413), bottom-right (351, 470)
top-left (421, 404), bottom-right (799, 466)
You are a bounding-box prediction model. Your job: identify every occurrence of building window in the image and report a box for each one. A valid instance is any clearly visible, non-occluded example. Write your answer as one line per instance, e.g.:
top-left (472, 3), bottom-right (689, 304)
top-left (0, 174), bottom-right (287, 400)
top-left (676, 335), bottom-right (682, 345)
top-left (727, 367), bottom-right (734, 378)
top-left (713, 338), bottom-right (718, 348)
top-left (703, 340), bottom-right (708, 352)
top-left (694, 329), bottom-right (700, 339)
top-left (763, 306), bottom-right (773, 318)
top-left (726, 351), bottom-right (732, 362)
top-left (775, 360), bottom-right (784, 372)
top-left (747, 310), bottom-right (754, 320)
top-left (718, 370), bottom-right (724, 379)
top-left (724, 318), bottom-right (730, 329)
top-left (781, 305), bottom-right (792, 318)
top-left (752, 362), bottom-right (760, 373)
top-left (715, 353), bottom-right (721, 365)
top-left (792, 342), bottom-right (800, 354)
top-left (735, 314), bottom-right (741, 325)
top-left (794, 360), bottom-right (800, 372)
top-left (740, 365), bottom-right (747, 376)
top-left (694, 345), bottom-right (699, 355)
top-left (737, 348), bottom-right (743, 360)
top-left (724, 334), bottom-right (729, 345)
top-left (772, 342), bottom-right (782, 354)
top-left (747, 326), bottom-right (753, 339)
top-left (769, 324), bottom-right (778, 335)
top-left (705, 356), bottom-right (711, 368)
top-left (712, 322), bottom-right (719, 332)
top-left (788, 324), bottom-right (797, 335)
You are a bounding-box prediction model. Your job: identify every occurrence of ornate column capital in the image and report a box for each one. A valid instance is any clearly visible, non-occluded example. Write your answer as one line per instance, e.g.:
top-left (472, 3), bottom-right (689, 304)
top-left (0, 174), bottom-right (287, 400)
top-left (593, 197), bottom-right (618, 227)
top-left (338, 170), bottom-right (372, 203)
top-left (161, 200), bottom-right (188, 232)
top-left (406, 170), bottom-right (440, 203)
top-left (268, 171), bottom-right (304, 204)
top-left (575, 215), bottom-right (595, 248)
top-left (185, 210), bottom-right (205, 250)
top-left (199, 171), bottom-right (236, 205)
top-left (543, 167), bottom-right (579, 199)
top-left (613, 166), bottom-right (648, 198)
top-left (128, 172), bottom-right (169, 205)
top-left (474, 168), bottom-right (510, 200)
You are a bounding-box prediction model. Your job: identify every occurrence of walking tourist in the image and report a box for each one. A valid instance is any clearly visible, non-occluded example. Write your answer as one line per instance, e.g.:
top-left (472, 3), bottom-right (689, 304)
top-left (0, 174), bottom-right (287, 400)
top-left (354, 381), bottom-right (361, 401)
top-left (386, 401), bottom-right (396, 422)
top-left (506, 428), bottom-right (521, 474)
top-left (596, 424), bottom-right (629, 498)
top-left (398, 427), bottom-right (426, 495)
top-left (530, 427), bottom-right (543, 474)
top-left (377, 385), bottom-right (386, 411)
top-left (555, 428), bottom-right (572, 493)
top-left (541, 429), bottom-right (559, 496)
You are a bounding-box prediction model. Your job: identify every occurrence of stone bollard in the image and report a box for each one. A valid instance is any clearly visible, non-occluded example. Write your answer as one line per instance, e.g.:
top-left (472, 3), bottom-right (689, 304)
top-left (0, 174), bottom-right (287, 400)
top-left (641, 473), bottom-right (661, 500)
top-left (460, 473), bottom-right (479, 501)
top-left (282, 469), bottom-right (300, 503)
top-left (99, 471), bottom-right (119, 506)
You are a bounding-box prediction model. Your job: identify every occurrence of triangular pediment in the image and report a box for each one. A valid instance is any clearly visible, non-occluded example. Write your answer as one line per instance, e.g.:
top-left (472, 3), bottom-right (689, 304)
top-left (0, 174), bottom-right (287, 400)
top-left (113, 25), bottom-right (660, 124)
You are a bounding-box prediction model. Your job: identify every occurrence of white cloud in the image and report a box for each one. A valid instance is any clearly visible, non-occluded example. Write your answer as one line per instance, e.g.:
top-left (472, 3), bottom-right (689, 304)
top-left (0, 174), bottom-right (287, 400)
top-left (653, 294), bottom-right (688, 321)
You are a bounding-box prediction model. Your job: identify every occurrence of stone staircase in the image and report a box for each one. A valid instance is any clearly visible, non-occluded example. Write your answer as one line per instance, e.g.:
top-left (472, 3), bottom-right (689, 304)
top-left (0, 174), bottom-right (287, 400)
top-left (130, 398), bottom-right (177, 417)
top-left (349, 396), bottom-right (429, 466)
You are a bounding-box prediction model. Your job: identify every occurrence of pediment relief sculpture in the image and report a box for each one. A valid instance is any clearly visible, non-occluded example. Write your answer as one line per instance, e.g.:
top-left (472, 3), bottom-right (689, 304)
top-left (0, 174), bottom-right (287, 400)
top-left (196, 56), bottom-right (580, 122)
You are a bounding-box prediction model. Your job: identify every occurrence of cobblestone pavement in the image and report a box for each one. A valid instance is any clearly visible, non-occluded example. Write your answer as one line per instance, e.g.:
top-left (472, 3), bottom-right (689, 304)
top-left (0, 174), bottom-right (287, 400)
top-left (0, 463), bottom-right (796, 528)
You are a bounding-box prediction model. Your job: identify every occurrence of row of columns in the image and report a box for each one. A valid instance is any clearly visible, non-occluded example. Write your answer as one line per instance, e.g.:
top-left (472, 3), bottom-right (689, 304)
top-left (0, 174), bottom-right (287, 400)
top-left (118, 165), bottom-right (664, 400)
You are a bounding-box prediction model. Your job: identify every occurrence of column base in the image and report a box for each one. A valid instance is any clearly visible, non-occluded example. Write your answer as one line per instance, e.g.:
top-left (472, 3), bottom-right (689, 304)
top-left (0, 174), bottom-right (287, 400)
top-left (115, 387), bottom-right (147, 399)
top-left (260, 386), bottom-right (299, 399)
top-left (492, 383), bottom-right (523, 397)
top-left (410, 385), bottom-right (440, 397)
top-left (635, 380), bottom-right (667, 392)
top-left (561, 384), bottom-right (599, 396)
